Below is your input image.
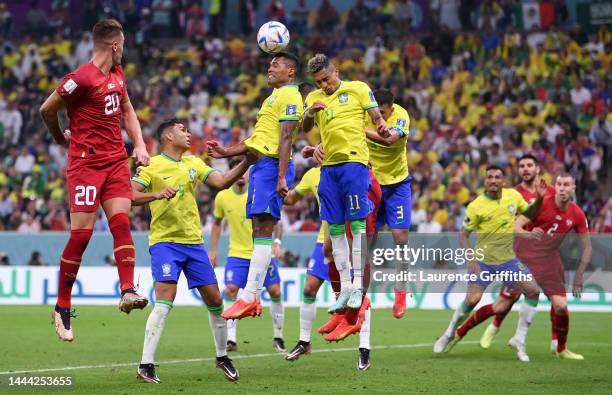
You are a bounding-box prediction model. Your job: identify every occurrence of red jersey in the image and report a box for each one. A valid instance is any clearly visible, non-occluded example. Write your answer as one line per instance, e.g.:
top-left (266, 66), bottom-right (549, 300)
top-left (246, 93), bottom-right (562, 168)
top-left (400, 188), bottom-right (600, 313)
top-left (516, 193), bottom-right (589, 259)
top-left (514, 183), bottom-right (555, 204)
top-left (56, 62), bottom-right (128, 160)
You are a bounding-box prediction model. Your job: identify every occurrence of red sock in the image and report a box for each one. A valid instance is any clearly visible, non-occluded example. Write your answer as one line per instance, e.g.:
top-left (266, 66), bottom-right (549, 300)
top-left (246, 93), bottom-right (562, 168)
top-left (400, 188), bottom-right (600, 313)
top-left (109, 213), bottom-right (135, 291)
top-left (550, 306), bottom-right (559, 341)
top-left (57, 229), bottom-right (93, 308)
top-left (457, 304), bottom-right (495, 337)
top-left (554, 311), bottom-right (569, 352)
top-left (327, 260), bottom-right (341, 295)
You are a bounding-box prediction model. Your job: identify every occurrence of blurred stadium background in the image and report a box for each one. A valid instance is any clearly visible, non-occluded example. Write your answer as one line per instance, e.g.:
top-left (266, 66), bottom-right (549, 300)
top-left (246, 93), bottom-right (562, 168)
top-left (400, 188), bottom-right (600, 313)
top-left (0, 0), bottom-right (610, 271)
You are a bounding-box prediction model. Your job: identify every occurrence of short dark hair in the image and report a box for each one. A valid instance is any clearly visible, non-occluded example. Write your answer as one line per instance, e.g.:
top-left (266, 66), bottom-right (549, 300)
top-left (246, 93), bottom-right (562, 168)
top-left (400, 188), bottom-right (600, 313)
top-left (92, 19), bottom-right (123, 45)
top-left (518, 153), bottom-right (538, 165)
top-left (274, 51), bottom-right (300, 73)
top-left (486, 165), bottom-right (505, 175)
top-left (374, 89), bottom-right (394, 106)
top-left (555, 172), bottom-right (575, 182)
top-left (156, 118), bottom-right (181, 143)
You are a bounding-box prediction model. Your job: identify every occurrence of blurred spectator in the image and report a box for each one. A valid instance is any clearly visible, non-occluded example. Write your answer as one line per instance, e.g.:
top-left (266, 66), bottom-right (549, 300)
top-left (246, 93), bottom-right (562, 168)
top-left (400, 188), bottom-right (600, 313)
top-left (289, 0), bottom-right (309, 35)
top-left (0, 99), bottom-right (23, 147)
top-left (315, 0), bottom-right (339, 33)
top-left (0, 252), bottom-right (9, 265)
top-left (0, 2), bottom-right (12, 39)
top-left (266, 0), bottom-right (285, 23)
top-left (417, 211), bottom-right (443, 233)
top-left (24, 0), bottom-right (48, 39)
top-left (17, 213), bottom-right (41, 233)
top-left (27, 250), bottom-right (43, 266)
top-left (14, 147), bottom-right (35, 176)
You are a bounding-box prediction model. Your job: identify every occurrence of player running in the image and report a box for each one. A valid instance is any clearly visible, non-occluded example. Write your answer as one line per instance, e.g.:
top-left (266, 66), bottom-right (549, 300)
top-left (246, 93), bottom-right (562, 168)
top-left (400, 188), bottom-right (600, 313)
top-left (133, 119), bottom-right (250, 383)
top-left (479, 173), bottom-right (591, 360)
top-left (206, 52), bottom-right (303, 320)
top-left (302, 53), bottom-right (388, 313)
top-left (211, 161), bottom-right (286, 353)
top-left (433, 165), bottom-right (545, 361)
top-left (364, 89), bottom-right (412, 319)
top-left (479, 154), bottom-right (555, 347)
top-left (40, 19), bottom-right (150, 342)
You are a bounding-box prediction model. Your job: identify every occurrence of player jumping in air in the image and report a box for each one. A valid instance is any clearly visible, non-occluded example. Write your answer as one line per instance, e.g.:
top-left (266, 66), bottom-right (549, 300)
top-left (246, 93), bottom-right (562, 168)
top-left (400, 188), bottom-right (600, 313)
top-left (211, 160), bottom-right (286, 353)
top-left (283, 164), bottom-right (375, 370)
top-left (364, 89), bottom-right (412, 319)
top-left (479, 173), bottom-right (592, 361)
top-left (433, 165), bottom-right (545, 361)
top-left (302, 53), bottom-right (388, 313)
top-left (206, 52), bottom-right (303, 320)
top-left (132, 119), bottom-right (251, 383)
top-left (40, 19), bottom-right (150, 342)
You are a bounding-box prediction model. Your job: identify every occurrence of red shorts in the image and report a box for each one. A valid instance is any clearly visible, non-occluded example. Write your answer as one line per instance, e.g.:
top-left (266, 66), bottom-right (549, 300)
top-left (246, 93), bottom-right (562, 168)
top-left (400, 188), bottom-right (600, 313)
top-left (66, 154), bottom-right (133, 213)
top-left (499, 255), bottom-right (566, 298)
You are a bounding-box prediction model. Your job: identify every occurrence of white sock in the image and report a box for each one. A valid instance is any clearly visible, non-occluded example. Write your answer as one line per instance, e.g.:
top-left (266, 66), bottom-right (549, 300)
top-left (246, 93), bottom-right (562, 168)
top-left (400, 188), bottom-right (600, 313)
top-left (225, 297), bottom-right (237, 343)
top-left (395, 258), bottom-right (409, 292)
top-left (299, 300), bottom-right (317, 342)
top-left (243, 241), bottom-right (272, 302)
top-left (208, 310), bottom-right (228, 358)
top-left (445, 302), bottom-right (470, 337)
top-left (330, 233), bottom-right (352, 292)
top-left (514, 302), bottom-right (538, 344)
top-left (351, 227), bottom-right (366, 289)
top-left (270, 299), bottom-right (284, 339)
top-left (141, 302), bottom-right (171, 364)
top-left (359, 308), bottom-right (371, 349)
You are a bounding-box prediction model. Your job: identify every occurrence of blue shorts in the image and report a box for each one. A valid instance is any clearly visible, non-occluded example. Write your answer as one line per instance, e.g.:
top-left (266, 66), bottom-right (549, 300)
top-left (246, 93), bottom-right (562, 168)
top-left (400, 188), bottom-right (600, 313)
top-left (224, 257), bottom-right (281, 288)
top-left (306, 243), bottom-right (328, 281)
top-left (318, 162), bottom-right (371, 224)
top-left (150, 242), bottom-right (217, 289)
top-left (247, 156), bottom-right (295, 220)
top-left (469, 258), bottom-right (532, 290)
top-left (377, 177), bottom-right (412, 229)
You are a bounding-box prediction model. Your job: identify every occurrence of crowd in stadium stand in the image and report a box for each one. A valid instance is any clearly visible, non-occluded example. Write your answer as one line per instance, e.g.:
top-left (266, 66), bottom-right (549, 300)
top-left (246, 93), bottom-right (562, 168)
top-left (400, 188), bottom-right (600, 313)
top-left (0, 0), bottom-right (610, 239)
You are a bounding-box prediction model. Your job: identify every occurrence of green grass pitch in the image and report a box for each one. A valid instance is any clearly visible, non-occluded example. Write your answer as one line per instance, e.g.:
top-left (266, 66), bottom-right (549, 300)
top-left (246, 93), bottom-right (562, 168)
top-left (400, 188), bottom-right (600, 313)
top-left (1, 306), bottom-right (610, 393)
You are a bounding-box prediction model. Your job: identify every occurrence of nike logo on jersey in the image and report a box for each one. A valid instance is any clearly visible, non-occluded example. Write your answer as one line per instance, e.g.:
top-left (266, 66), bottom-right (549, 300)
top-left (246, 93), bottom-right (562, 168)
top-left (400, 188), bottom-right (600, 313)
top-left (162, 176), bottom-right (172, 180)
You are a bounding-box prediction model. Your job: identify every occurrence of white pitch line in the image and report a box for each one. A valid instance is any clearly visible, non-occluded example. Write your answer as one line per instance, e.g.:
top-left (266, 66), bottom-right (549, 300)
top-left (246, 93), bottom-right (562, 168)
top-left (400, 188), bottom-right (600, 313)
top-left (0, 341), bottom-right (479, 375)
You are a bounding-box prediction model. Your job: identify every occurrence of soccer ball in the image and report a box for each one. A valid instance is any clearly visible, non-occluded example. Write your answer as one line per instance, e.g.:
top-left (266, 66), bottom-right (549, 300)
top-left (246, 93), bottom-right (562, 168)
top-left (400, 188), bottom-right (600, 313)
top-left (257, 22), bottom-right (290, 54)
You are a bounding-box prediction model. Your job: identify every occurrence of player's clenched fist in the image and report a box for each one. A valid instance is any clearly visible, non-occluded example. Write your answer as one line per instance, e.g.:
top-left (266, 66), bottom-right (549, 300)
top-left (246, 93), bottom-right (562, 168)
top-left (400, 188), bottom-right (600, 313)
top-left (376, 118), bottom-right (389, 138)
top-left (155, 187), bottom-right (178, 200)
top-left (132, 144), bottom-right (150, 166)
top-left (305, 100), bottom-right (326, 117)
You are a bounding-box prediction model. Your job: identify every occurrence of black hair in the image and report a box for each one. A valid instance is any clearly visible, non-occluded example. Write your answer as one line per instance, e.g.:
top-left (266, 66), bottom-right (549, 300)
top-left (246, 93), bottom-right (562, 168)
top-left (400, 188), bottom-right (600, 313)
top-left (273, 51), bottom-right (300, 74)
top-left (518, 153), bottom-right (538, 165)
top-left (485, 165), bottom-right (505, 175)
top-left (373, 89), bottom-right (394, 106)
top-left (156, 118), bottom-right (181, 143)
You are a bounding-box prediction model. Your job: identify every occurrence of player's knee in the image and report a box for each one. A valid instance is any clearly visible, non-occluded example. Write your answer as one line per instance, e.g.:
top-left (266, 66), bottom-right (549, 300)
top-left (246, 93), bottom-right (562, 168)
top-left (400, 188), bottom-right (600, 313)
top-left (465, 294), bottom-right (481, 309)
top-left (391, 229), bottom-right (409, 245)
top-left (207, 295), bottom-right (223, 308)
top-left (323, 243), bottom-right (333, 260)
top-left (553, 300), bottom-right (568, 315)
top-left (493, 299), bottom-right (512, 314)
top-left (267, 286), bottom-right (281, 299)
top-left (303, 284), bottom-right (318, 298)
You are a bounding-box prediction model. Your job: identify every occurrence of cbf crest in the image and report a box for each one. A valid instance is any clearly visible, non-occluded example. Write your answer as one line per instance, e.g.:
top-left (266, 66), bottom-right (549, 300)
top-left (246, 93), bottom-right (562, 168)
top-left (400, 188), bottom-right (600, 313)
top-left (189, 168), bottom-right (197, 182)
top-left (162, 263), bottom-right (172, 277)
top-left (268, 95), bottom-right (278, 106)
top-left (338, 93), bottom-right (348, 104)
top-left (507, 204), bottom-right (516, 214)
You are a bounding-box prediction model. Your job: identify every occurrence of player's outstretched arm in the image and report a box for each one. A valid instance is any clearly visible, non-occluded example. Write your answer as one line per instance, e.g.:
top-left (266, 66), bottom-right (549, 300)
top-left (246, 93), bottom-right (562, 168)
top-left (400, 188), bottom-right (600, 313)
top-left (459, 227), bottom-right (479, 274)
top-left (572, 232), bottom-right (593, 298)
top-left (39, 91), bottom-right (68, 146)
top-left (365, 128), bottom-right (401, 146)
top-left (121, 93), bottom-right (149, 166)
top-left (131, 181), bottom-right (177, 206)
top-left (273, 221), bottom-right (284, 261)
top-left (210, 218), bottom-right (223, 267)
top-left (522, 179), bottom-right (547, 219)
top-left (367, 107), bottom-right (389, 138)
top-left (277, 120), bottom-right (299, 198)
top-left (283, 189), bottom-right (302, 206)
top-left (206, 158), bottom-right (250, 189)
top-left (206, 140), bottom-right (250, 159)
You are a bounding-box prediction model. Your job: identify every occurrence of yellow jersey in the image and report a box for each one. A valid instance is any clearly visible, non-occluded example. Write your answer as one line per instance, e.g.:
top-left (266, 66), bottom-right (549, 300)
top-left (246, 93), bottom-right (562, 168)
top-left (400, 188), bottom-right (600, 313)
top-left (462, 188), bottom-right (529, 265)
top-left (213, 186), bottom-right (253, 260)
top-left (305, 80), bottom-right (378, 166)
top-left (365, 103), bottom-right (410, 185)
top-left (132, 154), bottom-right (215, 246)
top-left (294, 167), bottom-right (326, 243)
top-left (244, 84), bottom-right (303, 158)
